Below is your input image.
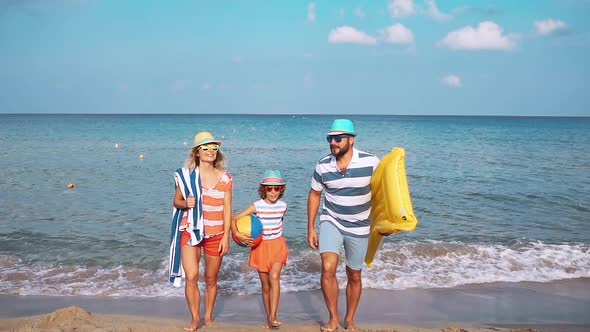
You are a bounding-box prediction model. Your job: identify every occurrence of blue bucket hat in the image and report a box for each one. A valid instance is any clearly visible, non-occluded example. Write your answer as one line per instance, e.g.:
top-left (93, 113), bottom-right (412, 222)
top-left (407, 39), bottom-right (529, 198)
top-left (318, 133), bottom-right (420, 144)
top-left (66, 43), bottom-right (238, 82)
top-left (260, 170), bottom-right (285, 186)
top-left (327, 119), bottom-right (357, 136)
top-left (193, 131), bottom-right (222, 148)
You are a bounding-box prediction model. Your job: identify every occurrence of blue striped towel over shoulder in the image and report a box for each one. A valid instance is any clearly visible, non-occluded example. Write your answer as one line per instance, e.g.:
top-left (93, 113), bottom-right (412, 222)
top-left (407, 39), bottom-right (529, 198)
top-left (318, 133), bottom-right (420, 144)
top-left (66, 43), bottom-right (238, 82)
top-left (168, 167), bottom-right (204, 287)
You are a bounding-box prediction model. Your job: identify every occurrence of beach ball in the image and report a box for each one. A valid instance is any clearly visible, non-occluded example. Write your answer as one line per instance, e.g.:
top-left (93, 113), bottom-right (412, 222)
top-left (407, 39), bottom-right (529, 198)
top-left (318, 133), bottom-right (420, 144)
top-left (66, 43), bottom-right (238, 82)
top-left (232, 214), bottom-right (263, 247)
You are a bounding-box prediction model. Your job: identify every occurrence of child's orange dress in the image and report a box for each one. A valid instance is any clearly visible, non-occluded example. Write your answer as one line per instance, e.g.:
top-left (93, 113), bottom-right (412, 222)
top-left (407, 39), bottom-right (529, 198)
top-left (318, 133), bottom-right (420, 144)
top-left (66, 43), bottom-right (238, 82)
top-left (249, 199), bottom-right (288, 272)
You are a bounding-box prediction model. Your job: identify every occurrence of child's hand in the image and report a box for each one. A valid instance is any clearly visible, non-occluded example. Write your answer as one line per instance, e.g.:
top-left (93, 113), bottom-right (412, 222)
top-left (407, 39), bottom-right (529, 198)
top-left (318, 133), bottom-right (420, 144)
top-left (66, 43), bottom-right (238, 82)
top-left (235, 232), bottom-right (254, 247)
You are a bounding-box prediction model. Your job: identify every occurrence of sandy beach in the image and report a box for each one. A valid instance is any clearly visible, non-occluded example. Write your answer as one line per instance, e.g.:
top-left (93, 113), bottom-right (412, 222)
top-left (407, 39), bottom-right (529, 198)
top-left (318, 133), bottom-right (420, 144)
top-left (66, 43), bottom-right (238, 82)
top-left (1, 278), bottom-right (588, 332)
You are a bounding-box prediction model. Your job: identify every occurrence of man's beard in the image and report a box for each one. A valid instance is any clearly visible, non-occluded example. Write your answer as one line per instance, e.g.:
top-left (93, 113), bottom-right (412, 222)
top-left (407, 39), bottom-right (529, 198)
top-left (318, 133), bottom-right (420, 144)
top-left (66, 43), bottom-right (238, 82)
top-left (330, 143), bottom-right (350, 158)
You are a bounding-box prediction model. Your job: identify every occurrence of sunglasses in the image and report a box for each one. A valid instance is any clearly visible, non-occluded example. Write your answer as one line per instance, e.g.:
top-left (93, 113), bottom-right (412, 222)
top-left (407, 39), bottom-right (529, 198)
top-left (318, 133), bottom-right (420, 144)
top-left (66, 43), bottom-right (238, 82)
top-left (264, 186), bottom-right (283, 192)
top-left (326, 134), bottom-right (352, 143)
top-left (199, 144), bottom-right (220, 152)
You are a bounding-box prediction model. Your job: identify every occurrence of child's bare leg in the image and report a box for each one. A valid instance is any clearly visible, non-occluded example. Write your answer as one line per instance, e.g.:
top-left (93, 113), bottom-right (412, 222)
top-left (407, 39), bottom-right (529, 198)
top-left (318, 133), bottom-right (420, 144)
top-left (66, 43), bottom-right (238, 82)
top-left (258, 271), bottom-right (271, 327)
top-left (268, 262), bottom-right (283, 327)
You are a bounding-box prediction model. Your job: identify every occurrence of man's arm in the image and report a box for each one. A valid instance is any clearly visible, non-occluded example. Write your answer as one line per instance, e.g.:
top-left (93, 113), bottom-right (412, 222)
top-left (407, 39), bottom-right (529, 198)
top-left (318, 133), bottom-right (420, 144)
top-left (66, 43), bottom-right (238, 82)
top-left (307, 188), bottom-right (322, 249)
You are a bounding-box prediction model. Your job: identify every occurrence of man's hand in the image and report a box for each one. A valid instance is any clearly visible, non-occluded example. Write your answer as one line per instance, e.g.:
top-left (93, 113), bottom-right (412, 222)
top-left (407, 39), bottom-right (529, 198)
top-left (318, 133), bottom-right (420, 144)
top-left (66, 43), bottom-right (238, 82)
top-left (307, 188), bottom-right (322, 250)
top-left (308, 228), bottom-right (318, 250)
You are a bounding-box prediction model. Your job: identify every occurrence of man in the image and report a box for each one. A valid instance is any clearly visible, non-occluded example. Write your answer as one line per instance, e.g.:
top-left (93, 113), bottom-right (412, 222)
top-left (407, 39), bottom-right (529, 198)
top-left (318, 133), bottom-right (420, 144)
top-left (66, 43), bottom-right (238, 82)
top-left (307, 119), bottom-right (380, 332)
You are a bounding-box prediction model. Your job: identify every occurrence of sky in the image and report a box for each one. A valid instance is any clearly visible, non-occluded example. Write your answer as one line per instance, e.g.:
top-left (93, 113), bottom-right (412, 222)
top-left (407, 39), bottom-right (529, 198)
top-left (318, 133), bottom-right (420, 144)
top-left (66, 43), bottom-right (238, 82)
top-left (1, 0), bottom-right (589, 116)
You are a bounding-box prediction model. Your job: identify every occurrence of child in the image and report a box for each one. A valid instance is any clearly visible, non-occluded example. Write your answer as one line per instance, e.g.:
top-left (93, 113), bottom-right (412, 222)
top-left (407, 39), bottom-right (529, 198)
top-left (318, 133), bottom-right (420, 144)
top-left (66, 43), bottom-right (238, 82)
top-left (232, 170), bottom-right (288, 329)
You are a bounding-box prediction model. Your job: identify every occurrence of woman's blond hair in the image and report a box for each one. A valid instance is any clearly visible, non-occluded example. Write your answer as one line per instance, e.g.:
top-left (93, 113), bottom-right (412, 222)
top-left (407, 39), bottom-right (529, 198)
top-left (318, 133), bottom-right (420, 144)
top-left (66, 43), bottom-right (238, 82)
top-left (184, 146), bottom-right (226, 171)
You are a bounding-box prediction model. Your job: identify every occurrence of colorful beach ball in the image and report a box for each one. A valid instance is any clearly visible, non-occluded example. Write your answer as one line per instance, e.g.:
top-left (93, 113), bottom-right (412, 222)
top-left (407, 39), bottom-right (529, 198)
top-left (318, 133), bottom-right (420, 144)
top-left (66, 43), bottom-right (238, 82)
top-left (232, 214), bottom-right (263, 248)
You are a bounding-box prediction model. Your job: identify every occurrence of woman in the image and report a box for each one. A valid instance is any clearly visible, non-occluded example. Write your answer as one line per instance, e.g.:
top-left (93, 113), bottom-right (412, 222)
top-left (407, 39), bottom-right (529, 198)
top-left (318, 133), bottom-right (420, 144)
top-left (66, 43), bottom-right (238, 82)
top-left (173, 131), bottom-right (232, 331)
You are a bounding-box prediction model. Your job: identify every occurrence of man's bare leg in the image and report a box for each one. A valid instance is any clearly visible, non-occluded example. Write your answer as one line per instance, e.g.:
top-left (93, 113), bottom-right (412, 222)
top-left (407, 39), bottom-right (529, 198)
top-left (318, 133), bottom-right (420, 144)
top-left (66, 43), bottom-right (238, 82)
top-left (343, 266), bottom-right (362, 331)
top-left (320, 252), bottom-right (340, 331)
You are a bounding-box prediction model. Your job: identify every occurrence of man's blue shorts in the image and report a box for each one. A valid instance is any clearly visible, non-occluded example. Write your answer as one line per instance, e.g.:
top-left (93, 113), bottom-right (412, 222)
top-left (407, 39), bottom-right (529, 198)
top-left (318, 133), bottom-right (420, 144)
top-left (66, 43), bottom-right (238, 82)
top-left (318, 221), bottom-right (369, 271)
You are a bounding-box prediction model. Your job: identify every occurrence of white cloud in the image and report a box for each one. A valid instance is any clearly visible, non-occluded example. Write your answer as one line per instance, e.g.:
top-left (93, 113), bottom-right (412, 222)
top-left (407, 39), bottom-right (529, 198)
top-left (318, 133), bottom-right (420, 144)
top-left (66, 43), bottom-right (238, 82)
top-left (232, 56), bottom-right (243, 63)
top-left (201, 83), bottom-right (211, 91)
top-left (442, 74), bottom-right (462, 87)
top-left (438, 21), bottom-right (516, 50)
top-left (328, 26), bottom-right (377, 45)
top-left (382, 24), bottom-right (414, 44)
top-left (389, 0), bottom-right (414, 18)
top-left (426, 0), bottom-right (452, 21)
top-left (534, 19), bottom-right (567, 36)
top-left (338, 8), bottom-right (345, 17)
top-left (308, 2), bottom-right (316, 23)
top-left (355, 7), bottom-right (366, 19)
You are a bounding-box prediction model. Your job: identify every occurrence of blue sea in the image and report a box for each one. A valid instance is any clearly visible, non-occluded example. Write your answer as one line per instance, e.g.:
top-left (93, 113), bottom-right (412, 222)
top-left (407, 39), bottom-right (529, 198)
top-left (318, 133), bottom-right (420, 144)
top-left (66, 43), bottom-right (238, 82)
top-left (0, 114), bottom-right (589, 297)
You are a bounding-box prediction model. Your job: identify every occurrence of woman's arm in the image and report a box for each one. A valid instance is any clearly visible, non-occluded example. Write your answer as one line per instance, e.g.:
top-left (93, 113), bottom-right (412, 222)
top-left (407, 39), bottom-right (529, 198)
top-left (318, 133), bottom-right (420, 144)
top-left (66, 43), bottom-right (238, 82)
top-left (173, 186), bottom-right (195, 209)
top-left (218, 185), bottom-right (233, 256)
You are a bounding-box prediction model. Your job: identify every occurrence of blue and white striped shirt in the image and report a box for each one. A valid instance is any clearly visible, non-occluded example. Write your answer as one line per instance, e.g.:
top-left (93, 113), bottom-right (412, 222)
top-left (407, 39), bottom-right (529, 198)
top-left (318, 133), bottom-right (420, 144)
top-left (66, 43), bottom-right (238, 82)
top-left (311, 148), bottom-right (380, 237)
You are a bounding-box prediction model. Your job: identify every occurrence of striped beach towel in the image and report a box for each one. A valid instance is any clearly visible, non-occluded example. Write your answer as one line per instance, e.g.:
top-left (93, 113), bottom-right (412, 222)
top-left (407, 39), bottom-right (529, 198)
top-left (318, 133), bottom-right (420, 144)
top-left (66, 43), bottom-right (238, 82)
top-left (168, 167), bottom-right (204, 287)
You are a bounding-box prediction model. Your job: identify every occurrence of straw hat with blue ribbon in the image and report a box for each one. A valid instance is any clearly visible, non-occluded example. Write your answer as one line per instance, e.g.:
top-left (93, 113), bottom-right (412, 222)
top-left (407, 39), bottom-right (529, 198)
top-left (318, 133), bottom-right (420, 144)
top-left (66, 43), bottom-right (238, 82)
top-left (193, 131), bottom-right (222, 148)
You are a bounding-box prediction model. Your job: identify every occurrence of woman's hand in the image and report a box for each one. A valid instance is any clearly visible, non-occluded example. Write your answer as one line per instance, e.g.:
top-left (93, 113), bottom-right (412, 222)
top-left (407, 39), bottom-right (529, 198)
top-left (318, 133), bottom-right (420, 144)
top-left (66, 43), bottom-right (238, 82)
top-left (186, 195), bottom-right (196, 209)
top-left (219, 234), bottom-right (231, 256)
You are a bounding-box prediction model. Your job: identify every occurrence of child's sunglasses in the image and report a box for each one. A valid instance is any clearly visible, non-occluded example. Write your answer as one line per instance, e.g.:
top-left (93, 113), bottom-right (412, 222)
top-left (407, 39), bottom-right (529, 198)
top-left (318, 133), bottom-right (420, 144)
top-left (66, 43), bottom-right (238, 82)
top-left (264, 186), bottom-right (283, 192)
top-left (326, 134), bottom-right (352, 143)
top-left (199, 144), bottom-right (220, 152)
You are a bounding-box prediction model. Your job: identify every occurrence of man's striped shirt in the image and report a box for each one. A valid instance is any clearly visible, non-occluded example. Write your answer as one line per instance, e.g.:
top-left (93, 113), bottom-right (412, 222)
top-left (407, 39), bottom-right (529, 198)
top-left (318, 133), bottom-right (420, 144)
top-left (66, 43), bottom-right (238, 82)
top-left (311, 148), bottom-right (380, 237)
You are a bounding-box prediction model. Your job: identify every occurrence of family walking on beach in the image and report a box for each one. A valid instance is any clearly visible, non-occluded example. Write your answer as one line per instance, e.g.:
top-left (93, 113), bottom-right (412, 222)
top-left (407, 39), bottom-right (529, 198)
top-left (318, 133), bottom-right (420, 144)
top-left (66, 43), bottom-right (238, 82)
top-left (168, 119), bottom-right (379, 332)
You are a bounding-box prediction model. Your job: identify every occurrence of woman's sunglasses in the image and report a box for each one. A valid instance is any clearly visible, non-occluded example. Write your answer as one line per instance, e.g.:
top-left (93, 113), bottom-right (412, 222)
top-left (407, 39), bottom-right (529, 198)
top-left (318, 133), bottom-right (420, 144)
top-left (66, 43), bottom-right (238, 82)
top-left (326, 134), bottom-right (352, 143)
top-left (264, 186), bottom-right (284, 192)
top-left (199, 144), bottom-right (220, 152)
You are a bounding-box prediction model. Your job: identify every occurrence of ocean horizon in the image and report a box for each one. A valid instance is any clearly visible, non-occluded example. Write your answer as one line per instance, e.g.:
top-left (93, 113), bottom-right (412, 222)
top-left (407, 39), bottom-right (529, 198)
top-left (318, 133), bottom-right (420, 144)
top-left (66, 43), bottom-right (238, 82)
top-left (2, 113), bottom-right (589, 117)
top-left (1, 114), bottom-right (589, 297)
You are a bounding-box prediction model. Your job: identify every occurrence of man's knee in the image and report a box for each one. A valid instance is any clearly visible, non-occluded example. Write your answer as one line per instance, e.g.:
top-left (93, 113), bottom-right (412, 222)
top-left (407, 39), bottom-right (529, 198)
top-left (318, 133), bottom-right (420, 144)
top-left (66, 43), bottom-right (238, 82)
top-left (346, 267), bottom-right (362, 283)
top-left (321, 254), bottom-right (339, 276)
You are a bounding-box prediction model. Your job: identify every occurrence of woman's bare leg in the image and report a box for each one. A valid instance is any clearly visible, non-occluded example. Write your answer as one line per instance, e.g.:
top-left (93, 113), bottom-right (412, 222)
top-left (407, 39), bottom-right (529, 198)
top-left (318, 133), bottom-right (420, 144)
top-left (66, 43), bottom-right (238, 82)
top-left (203, 253), bottom-right (222, 327)
top-left (181, 245), bottom-right (201, 331)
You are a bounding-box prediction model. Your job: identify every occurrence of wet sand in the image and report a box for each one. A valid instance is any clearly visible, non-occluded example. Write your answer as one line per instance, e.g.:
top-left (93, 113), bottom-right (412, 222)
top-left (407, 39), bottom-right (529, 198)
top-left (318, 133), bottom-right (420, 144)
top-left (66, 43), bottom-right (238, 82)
top-left (1, 278), bottom-right (588, 331)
